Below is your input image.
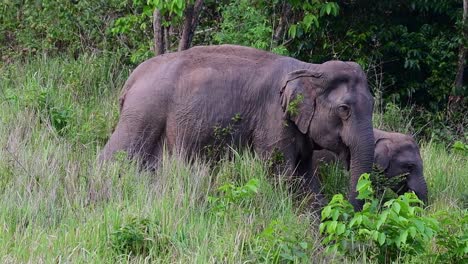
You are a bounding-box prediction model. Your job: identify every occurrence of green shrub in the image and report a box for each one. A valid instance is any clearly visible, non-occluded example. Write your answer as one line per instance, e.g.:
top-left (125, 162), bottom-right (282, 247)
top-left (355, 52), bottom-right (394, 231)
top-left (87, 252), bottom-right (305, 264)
top-left (320, 173), bottom-right (439, 262)
top-left (452, 140), bottom-right (468, 155)
top-left (0, 0), bottom-right (127, 57)
top-left (214, 0), bottom-right (274, 51)
top-left (250, 219), bottom-right (311, 263)
top-left (48, 105), bottom-right (74, 135)
top-left (208, 178), bottom-right (259, 216)
top-left (110, 217), bottom-right (170, 257)
top-left (430, 210), bottom-right (468, 262)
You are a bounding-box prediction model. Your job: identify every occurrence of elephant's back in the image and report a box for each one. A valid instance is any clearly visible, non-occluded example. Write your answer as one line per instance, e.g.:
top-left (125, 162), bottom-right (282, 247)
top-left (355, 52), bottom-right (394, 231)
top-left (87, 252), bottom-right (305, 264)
top-left (180, 44), bottom-right (283, 68)
top-left (121, 44), bottom-right (302, 97)
top-left (118, 45), bottom-right (306, 137)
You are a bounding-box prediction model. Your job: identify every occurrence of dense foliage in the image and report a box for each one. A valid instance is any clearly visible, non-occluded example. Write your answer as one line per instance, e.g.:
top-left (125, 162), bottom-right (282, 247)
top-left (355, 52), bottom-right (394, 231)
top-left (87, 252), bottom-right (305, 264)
top-left (1, 0), bottom-right (466, 142)
top-left (322, 190), bottom-right (438, 261)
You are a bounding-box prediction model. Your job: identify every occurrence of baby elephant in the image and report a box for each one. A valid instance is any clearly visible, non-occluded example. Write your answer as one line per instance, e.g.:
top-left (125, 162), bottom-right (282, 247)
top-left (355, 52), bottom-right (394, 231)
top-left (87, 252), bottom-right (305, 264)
top-left (312, 129), bottom-right (428, 203)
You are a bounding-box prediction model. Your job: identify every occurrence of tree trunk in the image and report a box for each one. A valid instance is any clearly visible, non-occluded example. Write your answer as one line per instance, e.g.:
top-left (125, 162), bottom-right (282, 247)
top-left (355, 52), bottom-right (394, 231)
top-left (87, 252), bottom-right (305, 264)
top-left (164, 25), bottom-right (170, 52)
top-left (153, 8), bottom-right (165, 55)
top-left (454, 0), bottom-right (467, 90)
top-left (273, 2), bottom-right (292, 45)
top-left (178, 0), bottom-right (204, 51)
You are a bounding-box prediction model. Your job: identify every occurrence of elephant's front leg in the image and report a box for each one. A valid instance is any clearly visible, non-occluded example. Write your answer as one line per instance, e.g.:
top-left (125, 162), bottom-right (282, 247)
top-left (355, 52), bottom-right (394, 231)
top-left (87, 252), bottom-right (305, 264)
top-left (296, 156), bottom-right (327, 209)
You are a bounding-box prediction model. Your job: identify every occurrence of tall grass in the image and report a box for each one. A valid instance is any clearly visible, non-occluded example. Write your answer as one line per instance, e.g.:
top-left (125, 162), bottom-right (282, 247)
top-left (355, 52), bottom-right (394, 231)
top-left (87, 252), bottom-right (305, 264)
top-left (0, 55), bottom-right (466, 263)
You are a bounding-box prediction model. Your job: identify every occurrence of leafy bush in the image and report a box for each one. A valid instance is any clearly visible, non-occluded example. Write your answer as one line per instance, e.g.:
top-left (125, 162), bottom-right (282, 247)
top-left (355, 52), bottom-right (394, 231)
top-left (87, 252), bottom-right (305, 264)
top-left (48, 105), bottom-right (75, 135)
top-left (250, 219), bottom-right (311, 263)
top-left (293, 0), bottom-right (463, 111)
top-left (208, 178), bottom-right (259, 216)
top-left (452, 140), bottom-right (468, 155)
top-left (0, 0), bottom-right (127, 57)
top-left (430, 210), bottom-right (468, 262)
top-left (320, 174), bottom-right (439, 262)
top-left (214, 0), bottom-right (273, 51)
top-left (110, 217), bottom-right (170, 257)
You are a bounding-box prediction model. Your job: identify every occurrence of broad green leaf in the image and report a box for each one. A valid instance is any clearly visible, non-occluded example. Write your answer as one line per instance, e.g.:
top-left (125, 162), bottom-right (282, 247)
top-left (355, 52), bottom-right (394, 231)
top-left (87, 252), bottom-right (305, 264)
top-left (303, 14), bottom-right (314, 27)
top-left (395, 236), bottom-right (401, 248)
top-left (331, 209), bottom-right (340, 221)
top-left (325, 3), bottom-right (331, 15)
top-left (372, 230), bottom-right (379, 241)
top-left (357, 189), bottom-right (372, 200)
top-left (356, 214), bottom-right (363, 225)
top-left (327, 220), bottom-right (338, 233)
top-left (288, 25), bottom-right (297, 38)
top-left (331, 194), bottom-right (344, 203)
top-left (321, 206), bottom-right (332, 220)
top-left (412, 219), bottom-right (425, 232)
top-left (378, 232), bottom-right (386, 246)
top-left (319, 223), bottom-right (326, 234)
top-left (393, 202), bottom-right (401, 214)
top-left (143, 6), bottom-right (153, 16)
top-left (399, 230), bottom-right (408, 246)
top-left (336, 223), bottom-right (346, 235)
top-left (331, 3), bottom-right (339, 16)
top-left (408, 226), bottom-right (417, 238)
top-left (376, 211), bottom-right (388, 230)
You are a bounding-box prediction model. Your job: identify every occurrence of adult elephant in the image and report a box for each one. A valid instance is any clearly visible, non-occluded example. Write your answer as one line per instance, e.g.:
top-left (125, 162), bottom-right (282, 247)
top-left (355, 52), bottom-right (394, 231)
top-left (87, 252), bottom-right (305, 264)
top-left (312, 128), bottom-right (428, 203)
top-left (100, 45), bottom-right (375, 210)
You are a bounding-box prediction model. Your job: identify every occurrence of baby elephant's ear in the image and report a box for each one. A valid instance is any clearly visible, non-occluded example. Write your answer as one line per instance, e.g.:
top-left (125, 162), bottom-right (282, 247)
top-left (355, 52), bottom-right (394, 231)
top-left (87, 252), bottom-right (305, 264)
top-left (280, 70), bottom-right (323, 134)
top-left (374, 138), bottom-right (391, 171)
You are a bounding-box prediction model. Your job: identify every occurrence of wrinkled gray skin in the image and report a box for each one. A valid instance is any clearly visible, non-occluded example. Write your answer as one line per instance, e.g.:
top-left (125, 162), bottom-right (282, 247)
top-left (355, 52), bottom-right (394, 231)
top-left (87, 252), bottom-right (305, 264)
top-left (312, 128), bottom-right (428, 203)
top-left (100, 45), bottom-right (375, 210)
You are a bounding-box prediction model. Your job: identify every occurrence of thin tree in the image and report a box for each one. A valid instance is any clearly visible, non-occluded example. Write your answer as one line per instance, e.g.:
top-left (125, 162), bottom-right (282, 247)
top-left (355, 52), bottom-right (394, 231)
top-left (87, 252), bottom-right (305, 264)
top-left (153, 8), bottom-right (165, 55)
top-left (179, 0), bottom-right (204, 51)
top-left (454, 0), bottom-right (467, 91)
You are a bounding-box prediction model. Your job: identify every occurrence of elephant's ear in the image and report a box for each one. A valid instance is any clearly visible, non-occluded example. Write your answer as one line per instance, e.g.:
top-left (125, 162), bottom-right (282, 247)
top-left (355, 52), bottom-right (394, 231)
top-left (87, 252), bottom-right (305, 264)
top-left (280, 70), bottom-right (323, 134)
top-left (374, 138), bottom-right (391, 171)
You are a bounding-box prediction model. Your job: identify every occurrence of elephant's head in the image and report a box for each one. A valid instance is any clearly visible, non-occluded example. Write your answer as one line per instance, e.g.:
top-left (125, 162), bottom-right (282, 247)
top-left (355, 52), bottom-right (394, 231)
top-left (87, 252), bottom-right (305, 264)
top-left (373, 129), bottom-right (428, 203)
top-left (280, 61), bottom-right (375, 210)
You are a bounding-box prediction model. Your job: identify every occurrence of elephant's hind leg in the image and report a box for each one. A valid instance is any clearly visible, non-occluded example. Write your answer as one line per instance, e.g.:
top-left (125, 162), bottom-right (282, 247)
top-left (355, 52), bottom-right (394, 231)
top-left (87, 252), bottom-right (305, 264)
top-left (99, 114), bottom-right (165, 168)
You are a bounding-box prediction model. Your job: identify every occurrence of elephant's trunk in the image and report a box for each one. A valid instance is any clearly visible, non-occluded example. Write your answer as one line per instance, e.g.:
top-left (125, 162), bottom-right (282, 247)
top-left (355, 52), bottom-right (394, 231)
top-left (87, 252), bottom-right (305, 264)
top-left (407, 173), bottom-right (428, 204)
top-left (347, 124), bottom-right (375, 210)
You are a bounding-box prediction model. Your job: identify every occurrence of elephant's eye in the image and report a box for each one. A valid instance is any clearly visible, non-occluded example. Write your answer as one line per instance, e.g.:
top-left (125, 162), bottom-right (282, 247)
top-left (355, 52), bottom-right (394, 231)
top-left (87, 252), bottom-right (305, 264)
top-left (404, 163), bottom-right (415, 171)
top-left (337, 104), bottom-right (351, 120)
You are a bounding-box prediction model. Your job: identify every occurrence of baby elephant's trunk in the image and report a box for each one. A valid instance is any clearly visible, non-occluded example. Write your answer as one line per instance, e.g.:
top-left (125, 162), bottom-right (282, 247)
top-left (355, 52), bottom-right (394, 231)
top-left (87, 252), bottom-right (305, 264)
top-left (407, 173), bottom-right (428, 204)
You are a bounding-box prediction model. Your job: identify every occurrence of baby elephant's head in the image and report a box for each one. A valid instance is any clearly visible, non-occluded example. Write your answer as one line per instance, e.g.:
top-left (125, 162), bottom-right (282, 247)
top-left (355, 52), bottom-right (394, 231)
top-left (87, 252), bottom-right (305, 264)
top-left (374, 129), bottom-right (427, 203)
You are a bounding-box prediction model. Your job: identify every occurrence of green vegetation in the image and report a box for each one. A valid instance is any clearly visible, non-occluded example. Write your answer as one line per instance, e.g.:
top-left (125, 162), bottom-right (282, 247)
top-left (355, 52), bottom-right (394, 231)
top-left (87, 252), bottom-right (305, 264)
top-left (1, 0), bottom-right (467, 262)
top-left (0, 55), bottom-right (466, 263)
top-left (321, 174), bottom-right (439, 262)
top-left (3, 0), bottom-right (465, 140)
top-left (286, 94), bottom-right (305, 117)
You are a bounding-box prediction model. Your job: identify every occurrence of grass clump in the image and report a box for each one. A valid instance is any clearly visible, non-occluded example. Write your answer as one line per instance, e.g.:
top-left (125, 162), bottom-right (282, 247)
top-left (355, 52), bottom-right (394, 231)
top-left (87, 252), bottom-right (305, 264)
top-left (110, 216), bottom-right (171, 258)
